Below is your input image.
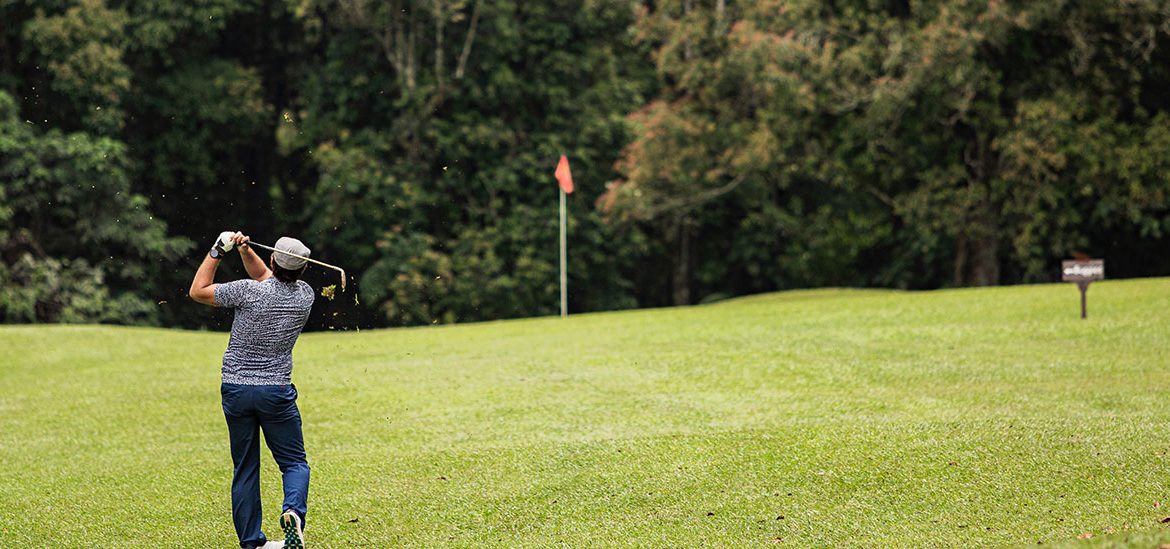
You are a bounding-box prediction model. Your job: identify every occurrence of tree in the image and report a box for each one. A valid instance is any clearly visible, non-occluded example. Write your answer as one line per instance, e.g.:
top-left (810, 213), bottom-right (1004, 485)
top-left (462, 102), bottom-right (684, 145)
top-left (294, 0), bottom-right (654, 324)
top-left (0, 91), bottom-right (190, 323)
top-left (607, 0), bottom-right (1170, 301)
top-left (20, 0), bottom-right (130, 135)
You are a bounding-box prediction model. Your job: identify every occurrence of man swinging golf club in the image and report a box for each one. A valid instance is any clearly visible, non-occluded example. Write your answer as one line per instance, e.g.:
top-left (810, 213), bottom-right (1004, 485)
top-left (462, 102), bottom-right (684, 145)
top-left (189, 231), bottom-right (314, 549)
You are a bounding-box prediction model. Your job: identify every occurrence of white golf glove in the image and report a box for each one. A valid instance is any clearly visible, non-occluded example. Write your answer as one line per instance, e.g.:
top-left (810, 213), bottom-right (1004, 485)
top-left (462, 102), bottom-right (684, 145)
top-left (213, 231), bottom-right (237, 254)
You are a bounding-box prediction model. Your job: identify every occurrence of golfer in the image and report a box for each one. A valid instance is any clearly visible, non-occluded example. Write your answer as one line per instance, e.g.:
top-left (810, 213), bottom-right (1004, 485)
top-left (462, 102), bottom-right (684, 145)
top-left (189, 231), bottom-right (315, 549)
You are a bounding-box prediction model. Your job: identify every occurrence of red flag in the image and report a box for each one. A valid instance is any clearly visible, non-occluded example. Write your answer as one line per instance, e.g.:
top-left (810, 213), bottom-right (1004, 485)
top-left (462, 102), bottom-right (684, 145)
top-left (555, 154), bottom-right (574, 194)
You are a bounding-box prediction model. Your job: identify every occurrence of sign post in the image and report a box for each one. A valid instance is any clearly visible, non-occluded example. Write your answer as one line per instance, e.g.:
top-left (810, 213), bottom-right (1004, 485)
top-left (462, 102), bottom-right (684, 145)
top-left (1061, 259), bottom-right (1104, 319)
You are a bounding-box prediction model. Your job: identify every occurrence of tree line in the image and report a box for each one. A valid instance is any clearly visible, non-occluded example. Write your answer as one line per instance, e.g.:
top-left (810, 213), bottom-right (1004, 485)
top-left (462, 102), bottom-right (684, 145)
top-left (3, 0), bottom-right (1169, 329)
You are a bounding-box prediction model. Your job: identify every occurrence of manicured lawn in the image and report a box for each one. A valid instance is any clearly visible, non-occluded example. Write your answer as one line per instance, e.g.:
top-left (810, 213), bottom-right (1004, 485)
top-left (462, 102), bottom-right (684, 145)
top-left (3, 279), bottom-right (1170, 546)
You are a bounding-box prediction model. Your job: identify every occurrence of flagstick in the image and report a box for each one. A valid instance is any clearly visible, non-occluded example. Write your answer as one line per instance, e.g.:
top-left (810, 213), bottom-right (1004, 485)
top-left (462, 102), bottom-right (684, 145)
top-left (559, 187), bottom-right (568, 318)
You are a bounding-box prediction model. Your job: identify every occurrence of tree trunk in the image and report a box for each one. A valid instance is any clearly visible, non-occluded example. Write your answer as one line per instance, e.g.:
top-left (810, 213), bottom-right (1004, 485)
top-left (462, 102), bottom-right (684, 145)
top-left (953, 132), bottom-right (1000, 286)
top-left (434, 0), bottom-right (445, 90)
top-left (454, 0), bottom-right (481, 80)
top-left (965, 233), bottom-right (999, 286)
top-left (672, 217), bottom-right (691, 306)
top-left (952, 200), bottom-right (1000, 286)
top-left (952, 231), bottom-right (968, 286)
top-left (406, 18), bottom-right (418, 92)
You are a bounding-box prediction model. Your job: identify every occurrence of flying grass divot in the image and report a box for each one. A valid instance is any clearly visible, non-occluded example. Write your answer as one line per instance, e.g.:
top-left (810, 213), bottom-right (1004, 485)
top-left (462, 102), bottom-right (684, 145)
top-left (320, 284), bottom-right (337, 301)
top-left (318, 284), bottom-right (359, 304)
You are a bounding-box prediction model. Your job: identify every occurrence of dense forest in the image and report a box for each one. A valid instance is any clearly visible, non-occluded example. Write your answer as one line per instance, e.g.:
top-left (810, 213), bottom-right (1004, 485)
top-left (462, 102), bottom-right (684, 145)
top-left (3, 0), bottom-right (1170, 329)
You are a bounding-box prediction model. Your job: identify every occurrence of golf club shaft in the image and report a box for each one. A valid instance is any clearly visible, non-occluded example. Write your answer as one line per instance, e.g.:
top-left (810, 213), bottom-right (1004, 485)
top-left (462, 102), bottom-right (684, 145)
top-left (248, 241), bottom-right (347, 289)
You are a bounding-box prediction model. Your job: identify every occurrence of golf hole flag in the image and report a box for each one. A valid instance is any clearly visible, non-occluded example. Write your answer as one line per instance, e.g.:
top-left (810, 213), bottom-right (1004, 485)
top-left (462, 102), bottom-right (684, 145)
top-left (556, 154), bottom-right (574, 194)
top-left (555, 155), bottom-right (573, 317)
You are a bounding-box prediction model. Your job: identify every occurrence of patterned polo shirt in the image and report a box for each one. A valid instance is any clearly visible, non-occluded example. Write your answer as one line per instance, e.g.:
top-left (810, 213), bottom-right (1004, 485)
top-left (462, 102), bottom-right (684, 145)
top-left (214, 278), bottom-right (314, 385)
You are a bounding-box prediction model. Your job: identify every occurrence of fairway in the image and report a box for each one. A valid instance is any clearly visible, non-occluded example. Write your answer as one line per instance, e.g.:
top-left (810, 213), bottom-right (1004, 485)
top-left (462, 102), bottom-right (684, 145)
top-left (4, 279), bottom-right (1170, 546)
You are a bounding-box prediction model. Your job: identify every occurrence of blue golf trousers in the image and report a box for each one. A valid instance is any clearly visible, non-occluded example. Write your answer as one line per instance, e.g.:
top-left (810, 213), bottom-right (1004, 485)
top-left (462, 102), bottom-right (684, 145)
top-left (221, 383), bottom-right (310, 548)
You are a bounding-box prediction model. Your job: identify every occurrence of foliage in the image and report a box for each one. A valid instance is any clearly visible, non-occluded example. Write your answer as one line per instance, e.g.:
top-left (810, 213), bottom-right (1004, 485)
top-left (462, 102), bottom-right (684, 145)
top-left (0, 254), bottom-right (155, 323)
top-left (3, 0), bottom-right (1170, 327)
top-left (20, 0), bottom-right (130, 134)
top-left (0, 90), bottom-right (189, 323)
top-left (607, 0), bottom-right (1170, 300)
top-left (290, 0), bottom-right (653, 325)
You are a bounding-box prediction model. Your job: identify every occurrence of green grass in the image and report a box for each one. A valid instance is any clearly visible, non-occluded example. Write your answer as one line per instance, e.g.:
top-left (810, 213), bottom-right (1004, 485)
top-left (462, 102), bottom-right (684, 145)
top-left (4, 279), bottom-right (1170, 547)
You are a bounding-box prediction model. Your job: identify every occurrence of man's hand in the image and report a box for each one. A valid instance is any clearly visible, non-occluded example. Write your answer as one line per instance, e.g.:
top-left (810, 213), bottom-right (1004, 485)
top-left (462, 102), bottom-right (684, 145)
top-left (213, 231), bottom-right (238, 255)
top-left (234, 232), bottom-right (273, 281)
top-left (231, 232), bottom-right (251, 252)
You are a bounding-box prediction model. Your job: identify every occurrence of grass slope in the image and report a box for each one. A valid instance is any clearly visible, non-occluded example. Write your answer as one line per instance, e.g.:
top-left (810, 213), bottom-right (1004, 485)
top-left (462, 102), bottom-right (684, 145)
top-left (3, 280), bottom-right (1170, 547)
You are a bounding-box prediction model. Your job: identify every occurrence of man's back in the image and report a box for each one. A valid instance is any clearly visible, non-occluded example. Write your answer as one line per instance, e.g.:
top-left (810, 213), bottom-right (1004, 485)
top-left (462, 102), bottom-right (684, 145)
top-left (215, 278), bottom-right (315, 385)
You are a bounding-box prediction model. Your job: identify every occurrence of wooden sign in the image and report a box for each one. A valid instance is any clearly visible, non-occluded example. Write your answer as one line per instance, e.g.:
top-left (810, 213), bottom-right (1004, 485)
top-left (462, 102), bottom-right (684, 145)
top-left (1062, 259), bottom-right (1104, 319)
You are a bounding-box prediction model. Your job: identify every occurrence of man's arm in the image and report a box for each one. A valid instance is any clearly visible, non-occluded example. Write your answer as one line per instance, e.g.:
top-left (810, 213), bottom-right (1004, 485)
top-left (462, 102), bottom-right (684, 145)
top-left (189, 231), bottom-right (236, 306)
top-left (233, 234), bottom-right (272, 281)
top-left (188, 252), bottom-right (221, 306)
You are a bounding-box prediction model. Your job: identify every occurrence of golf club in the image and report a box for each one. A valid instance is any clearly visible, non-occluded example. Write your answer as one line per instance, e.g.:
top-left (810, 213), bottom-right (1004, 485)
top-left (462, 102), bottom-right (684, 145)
top-left (248, 241), bottom-right (347, 290)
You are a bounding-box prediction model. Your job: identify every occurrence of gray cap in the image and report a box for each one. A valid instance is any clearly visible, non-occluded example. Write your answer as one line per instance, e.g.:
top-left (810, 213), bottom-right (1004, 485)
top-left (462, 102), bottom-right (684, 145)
top-left (273, 236), bottom-right (311, 270)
